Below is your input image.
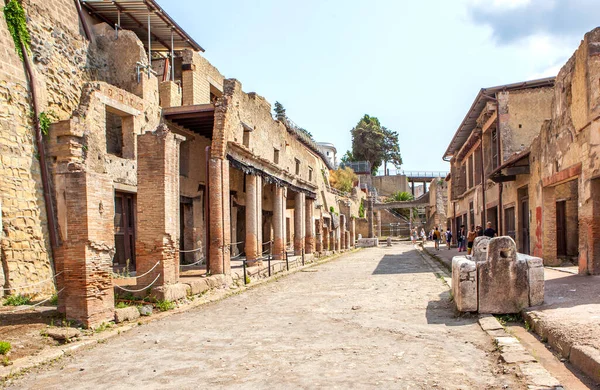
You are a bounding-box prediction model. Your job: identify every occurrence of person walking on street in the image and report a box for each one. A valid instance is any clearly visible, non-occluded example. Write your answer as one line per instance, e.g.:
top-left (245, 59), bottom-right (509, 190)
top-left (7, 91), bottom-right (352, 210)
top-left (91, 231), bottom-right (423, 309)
top-left (433, 227), bottom-right (441, 250)
top-left (484, 222), bottom-right (497, 238)
top-left (467, 225), bottom-right (477, 255)
top-left (457, 225), bottom-right (464, 252)
top-left (445, 229), bottom-right (452, 250)
top-left (420, 228), bottom-right (426, 242)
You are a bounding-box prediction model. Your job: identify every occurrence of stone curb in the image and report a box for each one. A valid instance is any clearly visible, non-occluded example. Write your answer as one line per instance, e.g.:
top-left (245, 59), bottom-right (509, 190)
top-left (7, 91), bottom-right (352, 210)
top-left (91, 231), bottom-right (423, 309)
top-left (0, 248), bottom-right (361, 383)
top-left (522, 310), bottom-right (600, 384)
top-left (477, 315), bottom-right (563, 389)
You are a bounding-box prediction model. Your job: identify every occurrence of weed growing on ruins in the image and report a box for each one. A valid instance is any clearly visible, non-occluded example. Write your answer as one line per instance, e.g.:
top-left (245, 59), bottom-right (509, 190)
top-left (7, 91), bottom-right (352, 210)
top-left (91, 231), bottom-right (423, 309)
top-left (495, 313), bottom-right (523, 326)
top-left (94, 322), bottom-right (113, 333)
top-left (115, 301), bottom-right (129, 309)
top-left (3, 0), bottom-right (30, 60)
top-left (155, 300), bottom-right (175, 312)
top-left (3, 294), bottom-right (32, 306)
top-left (38, 111), bottom-right (56, 136)
top-left (0, 341), bottom-right (11, 355)
top-left (49, 293), bottom-right (58, 305)
top-left (245, 275), bottom-right (251, 284)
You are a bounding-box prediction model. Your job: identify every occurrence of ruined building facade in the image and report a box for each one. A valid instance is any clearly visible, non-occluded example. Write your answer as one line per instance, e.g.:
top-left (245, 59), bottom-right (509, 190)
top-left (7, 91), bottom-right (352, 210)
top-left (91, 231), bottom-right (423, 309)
top-left (0, 0), bottom-right (362, 326)
top-left (445, 27), bottom-right (600, 275)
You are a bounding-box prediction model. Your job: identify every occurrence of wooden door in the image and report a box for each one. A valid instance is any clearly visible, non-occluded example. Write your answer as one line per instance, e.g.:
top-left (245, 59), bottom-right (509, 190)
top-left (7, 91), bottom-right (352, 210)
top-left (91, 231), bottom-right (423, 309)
top-left (114, 192), bottom-right (136, 269)
top-left (556, 200), bottom-right (567, 257)
top-left (520, 198), bottom-right (530, 254)
top-left (504, 207), bottom-right (516, 241)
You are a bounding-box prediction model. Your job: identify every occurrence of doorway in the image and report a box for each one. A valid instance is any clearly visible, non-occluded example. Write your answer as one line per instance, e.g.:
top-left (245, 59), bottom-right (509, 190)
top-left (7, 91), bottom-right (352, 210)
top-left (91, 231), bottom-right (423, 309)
top-left (518, 187), bottom-right (530, 254)
top-left (114, 192), bottom-right (136, 271)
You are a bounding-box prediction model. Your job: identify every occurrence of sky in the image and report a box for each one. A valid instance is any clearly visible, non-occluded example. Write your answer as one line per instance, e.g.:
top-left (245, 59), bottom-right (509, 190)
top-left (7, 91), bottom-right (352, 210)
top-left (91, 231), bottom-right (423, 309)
top-left (158, 0), bottom-right (599, 173)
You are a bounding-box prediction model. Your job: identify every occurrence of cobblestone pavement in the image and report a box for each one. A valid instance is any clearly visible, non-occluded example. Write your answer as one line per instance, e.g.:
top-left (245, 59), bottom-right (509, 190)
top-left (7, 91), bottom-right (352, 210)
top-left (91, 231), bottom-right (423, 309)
top-left (6, 243), bottom-right (524, 389)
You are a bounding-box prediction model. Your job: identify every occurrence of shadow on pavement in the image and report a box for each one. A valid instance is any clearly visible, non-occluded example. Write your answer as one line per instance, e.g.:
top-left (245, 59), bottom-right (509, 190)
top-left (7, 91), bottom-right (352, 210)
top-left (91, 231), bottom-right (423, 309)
top-left (425, 292), bottom-right (479, 327)
top-left (372, 251), bottom-right (432, 275)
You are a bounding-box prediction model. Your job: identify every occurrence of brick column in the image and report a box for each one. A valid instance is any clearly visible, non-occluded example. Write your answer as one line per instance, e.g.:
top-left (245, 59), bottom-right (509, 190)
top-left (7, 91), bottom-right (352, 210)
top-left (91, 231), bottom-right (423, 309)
top-left (340, 214), bottom-right (346, 250)
top-left (256, 176), bottom-right (263, 260)
top-left (272, 185), bottom-right (285, 260)
top-left (345, 231), bottom-right (350, 250)
top-left (136, 128), bottom-right (184, 287)
top-left (315, 218), bottom-right (323, 252)
top-left (350, 217), bottom-right (356, 248)
top-left (245, 174), bottom-right (260, 266)
top-left (335, 226), bottom-right (341, 252)
top-left (208, 158), bottom-right (231, 274)
top-left (294, 192), bottom-right (305, 255)
top-left (376, 211), bottom-right (382, 237)
top-left (54, 171), bottom-right (114, 328)
top-left (367, 198), bottom-right (374, 238)
top-left (323, 224), bottom-right (330, 251)
top-left (305, 198), bottom-right (315, 254)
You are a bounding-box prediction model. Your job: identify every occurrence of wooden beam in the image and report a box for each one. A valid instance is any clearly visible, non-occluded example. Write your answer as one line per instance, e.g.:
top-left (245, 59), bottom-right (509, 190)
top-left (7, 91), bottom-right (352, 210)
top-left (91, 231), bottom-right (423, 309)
top-left (505, 166), bottom-right (530, 176)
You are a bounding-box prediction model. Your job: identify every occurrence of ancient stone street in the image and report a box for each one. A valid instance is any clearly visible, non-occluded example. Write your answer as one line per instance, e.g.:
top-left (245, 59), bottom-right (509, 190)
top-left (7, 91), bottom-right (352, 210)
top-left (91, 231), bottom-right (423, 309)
top-left (6, 244), bottom-right (523, 389)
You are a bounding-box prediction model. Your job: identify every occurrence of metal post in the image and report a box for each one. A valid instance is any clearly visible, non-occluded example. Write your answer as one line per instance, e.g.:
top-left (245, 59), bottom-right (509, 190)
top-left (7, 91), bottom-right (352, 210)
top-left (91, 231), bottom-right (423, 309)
top-left (243, 260), bottom-right (247, 285)
top-left (285, 250), bottom-right (289, 271)
top-left (147, 10), bottom-right (151, 77)
top-left (170, 28), bottom-right (175, 82)
top-left (268, 254), bottom-right (271, 277)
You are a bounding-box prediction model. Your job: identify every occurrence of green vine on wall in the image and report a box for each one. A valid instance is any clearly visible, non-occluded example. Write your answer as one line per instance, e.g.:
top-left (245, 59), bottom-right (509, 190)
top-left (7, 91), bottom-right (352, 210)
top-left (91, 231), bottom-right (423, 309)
top-left (3, 0), bottom-right (31, 60)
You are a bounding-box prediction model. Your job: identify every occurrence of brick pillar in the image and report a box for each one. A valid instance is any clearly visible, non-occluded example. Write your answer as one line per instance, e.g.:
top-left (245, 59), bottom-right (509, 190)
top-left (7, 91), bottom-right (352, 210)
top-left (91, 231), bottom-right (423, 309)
top-left (323, 225), bottom-right (329, 251)
top-left (350, 217), bottom-right (356, 248)
top-left (335, 226), bottom-right (341, 252)
top-left (54, 171), bottom-right (114, 328)
top-left (272, 185), bottom-right (285, 260)
top-left (367, 198), bottom-right (374, 238)
top-left (245, 174), bottom-right (260, 266)
top-left (345, 231), bottom-right (350, 250)
top-left (256, 176), bottom-right (263, 260)
top-left (294, 192), bottom-right (305, 255)
top-left (582, 178), bottom-right (600, 275)
top-left (208, 158), bottom-right (231, 274)
top-left (340, 214), bottom-right (346, 250)
top-left (136, 128), bottom-right (184, 287)
top-left (305, 198), bottom-right (315, 254)
top-left (315, 218), bottom-right (323, 252)
top-left (376, 211), bottom-right (382, 237)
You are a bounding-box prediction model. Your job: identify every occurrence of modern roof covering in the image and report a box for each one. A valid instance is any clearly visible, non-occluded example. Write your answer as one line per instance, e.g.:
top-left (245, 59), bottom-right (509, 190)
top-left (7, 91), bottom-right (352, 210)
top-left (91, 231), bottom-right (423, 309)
top-left (163, 104), bottom-right (214, 138)
top-left (442, 76), bottom-right (555, 160)
top-left (80, 0), bottom-right (204, 52)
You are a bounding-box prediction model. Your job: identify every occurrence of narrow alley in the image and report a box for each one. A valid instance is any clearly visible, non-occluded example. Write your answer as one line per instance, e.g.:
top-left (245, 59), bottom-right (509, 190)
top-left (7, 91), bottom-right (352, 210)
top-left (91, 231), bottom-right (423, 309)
top-left (5, 244), bottom-right (523, 389)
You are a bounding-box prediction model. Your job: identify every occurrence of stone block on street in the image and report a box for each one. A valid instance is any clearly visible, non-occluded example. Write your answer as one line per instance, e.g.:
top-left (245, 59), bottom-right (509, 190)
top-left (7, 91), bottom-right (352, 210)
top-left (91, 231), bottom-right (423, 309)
top-left (452, 256), bottom-right (477, 312)
top-left (523, 255), bottom-right (545, 306)
top-left (478, 237), bottom-right (529, 314)
top-left (151, 283), bottom-right (190, 301)
top-left (114, 306), bottom-right (140, 323)
top-left (472, 236), bottom-right (491, 263)
top-left (45, 327), bottom-right (82, 342)
top-left (357, 238), bottom-right (379, 248)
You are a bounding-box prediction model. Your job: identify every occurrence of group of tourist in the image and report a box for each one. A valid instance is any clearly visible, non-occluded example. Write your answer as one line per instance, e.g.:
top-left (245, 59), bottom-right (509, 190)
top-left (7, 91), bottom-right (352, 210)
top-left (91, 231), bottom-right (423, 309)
top-left (410, 221), bottom-right (498, 254)
top-left (457, 222), bottom-right (497, 254)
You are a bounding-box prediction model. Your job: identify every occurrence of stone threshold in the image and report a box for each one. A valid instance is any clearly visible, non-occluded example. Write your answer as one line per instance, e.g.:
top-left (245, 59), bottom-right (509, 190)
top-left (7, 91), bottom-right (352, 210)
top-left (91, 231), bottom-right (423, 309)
top-left (0, 248), bottom-right (361, 383)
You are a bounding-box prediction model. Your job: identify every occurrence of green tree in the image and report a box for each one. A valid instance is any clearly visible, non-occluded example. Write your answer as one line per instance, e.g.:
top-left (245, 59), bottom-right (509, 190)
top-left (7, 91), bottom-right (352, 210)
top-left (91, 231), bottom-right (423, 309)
top-left (382, 127), bottom-right (403, 175)
top-left (340, 150), bottom-right (354, 166)
top-left (349, 115), bottom-right (402, 175)
top-left (350, 115), bottom-right (385, 175)
top-left (273, 101), bottom-right (286, 120)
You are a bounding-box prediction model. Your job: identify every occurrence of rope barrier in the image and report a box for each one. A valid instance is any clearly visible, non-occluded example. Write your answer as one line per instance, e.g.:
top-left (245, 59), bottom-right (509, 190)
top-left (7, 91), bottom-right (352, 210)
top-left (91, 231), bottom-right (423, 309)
top-left (178, 247), bottom-right (204, 253)
top-left (179, 258), bottom-right (205, 267)
top-left (111, 261), bottom-right (160, 280)
top-left (114, 274), bottom-right (161, 293)
top-left (229, 241), bottom-right (244, 246)
top-left (11, 288), bottom-right (65, 313)
top-left (1, 271), bottom-right (63, 291)
top-left (230, 253), bottom-right (243, 260)
top-left (262, 240), bottom-right (273, 246)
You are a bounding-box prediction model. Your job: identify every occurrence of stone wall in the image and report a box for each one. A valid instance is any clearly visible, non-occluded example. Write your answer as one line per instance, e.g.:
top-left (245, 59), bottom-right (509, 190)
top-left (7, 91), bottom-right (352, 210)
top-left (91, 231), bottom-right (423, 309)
top-left (370, 175), bottom-right (409, 196)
